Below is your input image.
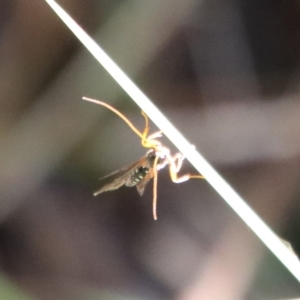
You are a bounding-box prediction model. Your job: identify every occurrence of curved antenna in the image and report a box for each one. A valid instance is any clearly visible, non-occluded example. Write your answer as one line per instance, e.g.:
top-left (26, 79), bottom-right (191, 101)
top-left (83, 97), bottom-right (158, 149)
top-left (83, 97), bottom-right (145, 140)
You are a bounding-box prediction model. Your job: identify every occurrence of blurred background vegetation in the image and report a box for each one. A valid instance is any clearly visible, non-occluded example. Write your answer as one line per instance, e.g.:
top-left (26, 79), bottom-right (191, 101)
top-left (0, 0), bottom-right (300, 299)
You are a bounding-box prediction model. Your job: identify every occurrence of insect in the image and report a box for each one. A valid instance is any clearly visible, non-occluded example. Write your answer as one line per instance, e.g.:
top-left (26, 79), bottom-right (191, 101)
top-left (83, 97), bottom-right (204, 220)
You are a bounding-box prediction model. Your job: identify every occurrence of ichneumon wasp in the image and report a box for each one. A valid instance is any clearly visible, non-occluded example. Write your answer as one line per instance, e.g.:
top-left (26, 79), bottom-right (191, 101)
top-left (83, 97), bottom-right (204, 220)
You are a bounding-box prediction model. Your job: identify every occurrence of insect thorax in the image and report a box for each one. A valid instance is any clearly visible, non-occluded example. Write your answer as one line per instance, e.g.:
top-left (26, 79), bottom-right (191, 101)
top-left (126, 166), bottom-right (150, 187)
top-left (126, 149), bottom-right (168, 187)
top-left (146, 148), bottom-right (168, 170)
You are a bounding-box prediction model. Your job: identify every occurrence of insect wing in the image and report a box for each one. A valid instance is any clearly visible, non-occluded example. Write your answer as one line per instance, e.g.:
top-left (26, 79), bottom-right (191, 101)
top-left (136, 169), bottom-right (155, 196)
top-left (94, 157), bottom-right (147, 195)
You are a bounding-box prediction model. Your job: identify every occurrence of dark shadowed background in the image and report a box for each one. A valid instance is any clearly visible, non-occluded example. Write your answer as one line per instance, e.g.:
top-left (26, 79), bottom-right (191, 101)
top-left (0, 0), bottom-right (300, 299)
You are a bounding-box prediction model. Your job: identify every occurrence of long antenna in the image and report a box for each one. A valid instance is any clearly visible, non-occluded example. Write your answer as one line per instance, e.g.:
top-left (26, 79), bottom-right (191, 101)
top-left (44, 0), bottom-right (300, 281)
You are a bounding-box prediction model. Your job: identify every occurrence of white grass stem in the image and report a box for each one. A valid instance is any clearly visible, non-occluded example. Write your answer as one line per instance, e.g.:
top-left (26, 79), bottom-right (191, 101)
top-left (45, 0), bottom-right (300, 281)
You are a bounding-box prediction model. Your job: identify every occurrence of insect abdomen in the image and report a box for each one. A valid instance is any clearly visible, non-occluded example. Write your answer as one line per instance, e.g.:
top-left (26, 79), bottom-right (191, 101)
top-left (126, 166), bottom-right (149, 187)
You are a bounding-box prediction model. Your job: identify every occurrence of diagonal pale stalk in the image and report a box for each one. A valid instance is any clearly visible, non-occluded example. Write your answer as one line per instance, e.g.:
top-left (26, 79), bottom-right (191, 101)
top-left (44, 0), bottom-right (300, 281)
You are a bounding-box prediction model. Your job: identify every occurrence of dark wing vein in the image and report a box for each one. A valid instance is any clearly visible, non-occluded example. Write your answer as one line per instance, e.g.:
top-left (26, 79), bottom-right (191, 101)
top-left (94, 157), bottom-right (146, 195)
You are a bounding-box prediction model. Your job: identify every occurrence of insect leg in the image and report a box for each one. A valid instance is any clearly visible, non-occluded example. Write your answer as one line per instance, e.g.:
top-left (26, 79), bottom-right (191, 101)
top-left (140, 111), bottom-right (162, 148)
top-left (147, 131), bottom-right (163, 140)
top-left (140, 111), bottom-right (150, 147)
top-left (167, 152), bottom-right (204, 183)
top-left (152, 155), bottom-right (160, 220)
